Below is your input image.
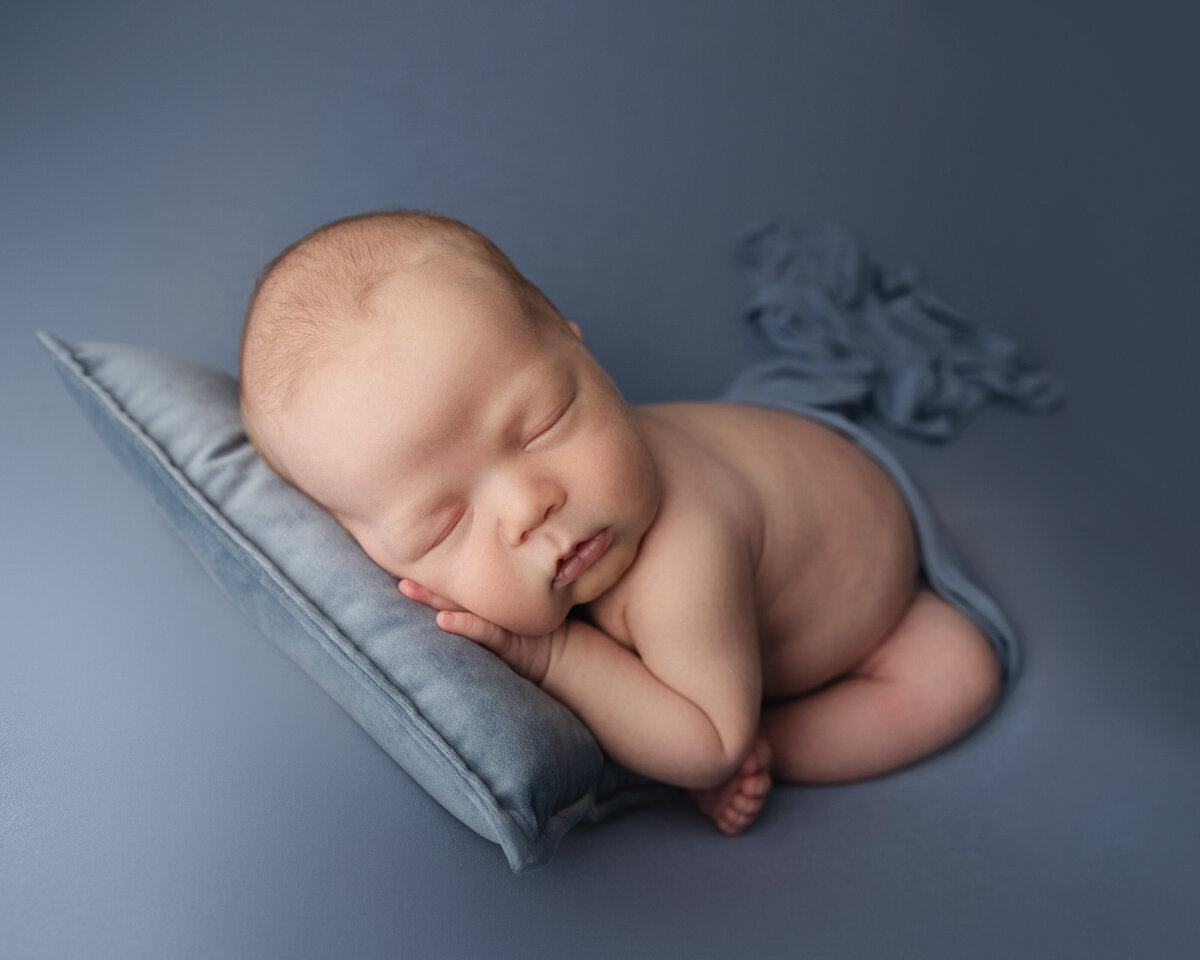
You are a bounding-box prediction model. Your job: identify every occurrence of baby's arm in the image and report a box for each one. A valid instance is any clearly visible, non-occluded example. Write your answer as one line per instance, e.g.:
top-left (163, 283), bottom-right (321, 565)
top-left (544, 603), bottom-right (762, 789)
top-left (405, 519), bottom-right (763, 789)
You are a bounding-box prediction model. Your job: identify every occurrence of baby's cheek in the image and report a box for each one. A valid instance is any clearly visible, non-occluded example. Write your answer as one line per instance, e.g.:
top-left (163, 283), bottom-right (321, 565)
top-left (468, 576), bottom-right (559, 636)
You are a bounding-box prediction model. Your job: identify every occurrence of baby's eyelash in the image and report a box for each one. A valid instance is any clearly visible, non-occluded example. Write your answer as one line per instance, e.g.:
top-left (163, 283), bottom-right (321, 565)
top-left (524, 396), bottom-right (573, 448)
top-left (429, 508), bottom-right (466, 551)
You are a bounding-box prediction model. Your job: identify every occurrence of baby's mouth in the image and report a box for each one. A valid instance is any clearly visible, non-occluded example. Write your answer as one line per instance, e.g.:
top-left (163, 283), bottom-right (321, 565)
top-left (553, 529), bottom-right (612, 586)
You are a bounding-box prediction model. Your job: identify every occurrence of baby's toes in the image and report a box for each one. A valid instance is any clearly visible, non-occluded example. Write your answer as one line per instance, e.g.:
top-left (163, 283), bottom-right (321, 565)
top-left (729, 791), bottom-right (762, 816)
top-left (740, 770), bottom-right (772, 799)
top-left (718, 808), bottom-right (753, 835)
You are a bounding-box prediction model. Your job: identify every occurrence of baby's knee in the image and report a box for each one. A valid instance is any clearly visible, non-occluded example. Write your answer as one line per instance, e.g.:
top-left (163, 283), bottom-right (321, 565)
top-left (900, 591), bottom-right (1002, 730)
top-left (864, 590), bottom-right (1004, 746)
top-left (937, 616), bottom-right (1002, 729)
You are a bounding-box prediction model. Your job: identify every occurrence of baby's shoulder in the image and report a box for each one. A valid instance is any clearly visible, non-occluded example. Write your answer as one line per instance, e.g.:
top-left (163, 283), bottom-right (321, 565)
top-left (584, 436), bottom-right (759, 646)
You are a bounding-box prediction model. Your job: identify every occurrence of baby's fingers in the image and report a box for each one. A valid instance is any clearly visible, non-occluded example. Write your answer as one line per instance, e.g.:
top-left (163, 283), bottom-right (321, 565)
top-left (398, 578), bottom-right (463, 612)
top-left (434, 612), bottom-right (550, 684)
top-left (435, 610), bottom-right (510, 652)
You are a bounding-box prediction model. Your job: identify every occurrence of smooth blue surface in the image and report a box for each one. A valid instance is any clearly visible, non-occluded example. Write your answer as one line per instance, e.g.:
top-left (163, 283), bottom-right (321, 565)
top-left (4, 2), bottom-right (1198, 957)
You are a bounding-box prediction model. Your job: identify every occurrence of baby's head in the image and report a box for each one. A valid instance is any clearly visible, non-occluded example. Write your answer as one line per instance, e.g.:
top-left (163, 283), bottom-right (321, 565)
top-left (241, 211), bottom-right (660, 635)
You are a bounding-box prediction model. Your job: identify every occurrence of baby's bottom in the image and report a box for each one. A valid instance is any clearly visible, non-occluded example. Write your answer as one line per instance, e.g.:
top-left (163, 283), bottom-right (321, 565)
top-left (759, 587), bottom-right (1001, 784)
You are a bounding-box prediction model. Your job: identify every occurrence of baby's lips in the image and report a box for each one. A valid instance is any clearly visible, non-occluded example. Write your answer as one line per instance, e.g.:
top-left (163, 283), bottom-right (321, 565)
top-left (553, 528), bottom-right (612, 586)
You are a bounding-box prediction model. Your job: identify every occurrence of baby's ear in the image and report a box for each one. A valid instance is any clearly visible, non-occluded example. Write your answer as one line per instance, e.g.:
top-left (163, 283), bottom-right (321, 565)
top-left (565, 320), bottom-right (583, 342)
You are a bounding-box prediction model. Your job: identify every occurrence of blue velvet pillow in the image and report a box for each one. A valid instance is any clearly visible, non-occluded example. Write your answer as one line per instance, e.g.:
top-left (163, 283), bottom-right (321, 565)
top-left (38, 332), bottom-right (662, 871)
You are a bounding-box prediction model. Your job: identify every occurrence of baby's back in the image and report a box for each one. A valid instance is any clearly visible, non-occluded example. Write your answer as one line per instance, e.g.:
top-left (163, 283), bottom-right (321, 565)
top-left (620, 403), bottom-right (918, 699)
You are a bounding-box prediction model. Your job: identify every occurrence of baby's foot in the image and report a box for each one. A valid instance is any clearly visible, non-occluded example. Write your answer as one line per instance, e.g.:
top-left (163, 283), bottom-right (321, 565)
top-left (689, 738), bottom-right (772, 836)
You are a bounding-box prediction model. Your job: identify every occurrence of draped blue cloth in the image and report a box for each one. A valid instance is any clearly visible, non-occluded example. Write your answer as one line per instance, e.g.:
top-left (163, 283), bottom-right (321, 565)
top-left (727, 221), bottom-right (1065, 442)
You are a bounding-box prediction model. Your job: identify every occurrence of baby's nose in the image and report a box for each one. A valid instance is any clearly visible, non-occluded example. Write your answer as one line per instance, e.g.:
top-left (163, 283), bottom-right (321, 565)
top-left (497, 474), bottom-right (563, 545)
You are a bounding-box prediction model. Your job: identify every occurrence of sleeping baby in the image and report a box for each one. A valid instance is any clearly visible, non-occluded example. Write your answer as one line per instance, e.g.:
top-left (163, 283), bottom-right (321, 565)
top-left (239, 210), bottom-right (1001, 835)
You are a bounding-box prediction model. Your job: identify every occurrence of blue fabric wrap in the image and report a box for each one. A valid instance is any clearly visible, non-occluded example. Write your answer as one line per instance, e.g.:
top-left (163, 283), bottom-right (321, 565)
top-left (728, 221), bottom-right (1065, 442)
top-left (721, 221), bottom-right (1046, 679)
top-left (38, 332), bottom-right (663, 872)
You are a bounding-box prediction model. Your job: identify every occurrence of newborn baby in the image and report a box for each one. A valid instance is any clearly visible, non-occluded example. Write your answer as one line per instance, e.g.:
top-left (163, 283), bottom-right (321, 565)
top-left (240, 210), bottom-right (1001, 835)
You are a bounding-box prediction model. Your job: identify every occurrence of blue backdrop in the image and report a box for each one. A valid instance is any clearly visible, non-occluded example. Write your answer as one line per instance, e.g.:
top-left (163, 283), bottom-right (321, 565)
top-left (3, 2), bottom-right (1198, 957)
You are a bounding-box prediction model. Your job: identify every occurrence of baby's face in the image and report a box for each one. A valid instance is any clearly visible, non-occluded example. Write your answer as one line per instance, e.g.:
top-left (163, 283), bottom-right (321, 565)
top-left (271, 272), bottom-right (661, 636)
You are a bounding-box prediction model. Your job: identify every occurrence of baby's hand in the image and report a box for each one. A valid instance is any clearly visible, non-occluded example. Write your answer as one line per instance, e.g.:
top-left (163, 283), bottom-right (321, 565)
top-left (398, 579), bottom-right (564, 685)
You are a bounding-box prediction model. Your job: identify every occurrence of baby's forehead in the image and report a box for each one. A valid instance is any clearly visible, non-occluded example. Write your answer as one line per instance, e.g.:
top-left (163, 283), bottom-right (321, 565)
top-left (308, 290), bottom-right (556, 442)
top-left (362, 270), bottom-right (544, 363)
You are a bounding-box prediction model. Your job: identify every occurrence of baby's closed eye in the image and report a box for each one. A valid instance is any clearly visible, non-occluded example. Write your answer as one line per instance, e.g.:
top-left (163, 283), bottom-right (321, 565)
top-left (426, 505), bottom-right (469, 553)
top-left (522, 394), bottom-right (573, 450)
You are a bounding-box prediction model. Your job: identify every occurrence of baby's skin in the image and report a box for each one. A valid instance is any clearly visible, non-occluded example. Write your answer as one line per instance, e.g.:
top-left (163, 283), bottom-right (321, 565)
top-left (246, 230), bottom-right (1001, 835)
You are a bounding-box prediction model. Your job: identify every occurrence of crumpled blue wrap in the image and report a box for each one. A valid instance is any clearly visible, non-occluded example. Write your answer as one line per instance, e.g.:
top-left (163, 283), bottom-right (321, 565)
top-left (726, 221), bottom-right (1065, 441)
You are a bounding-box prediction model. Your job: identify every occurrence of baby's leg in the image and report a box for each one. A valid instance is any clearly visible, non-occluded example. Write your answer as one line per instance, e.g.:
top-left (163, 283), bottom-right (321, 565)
top-left (761, 589), bottom-right (1001, 783)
